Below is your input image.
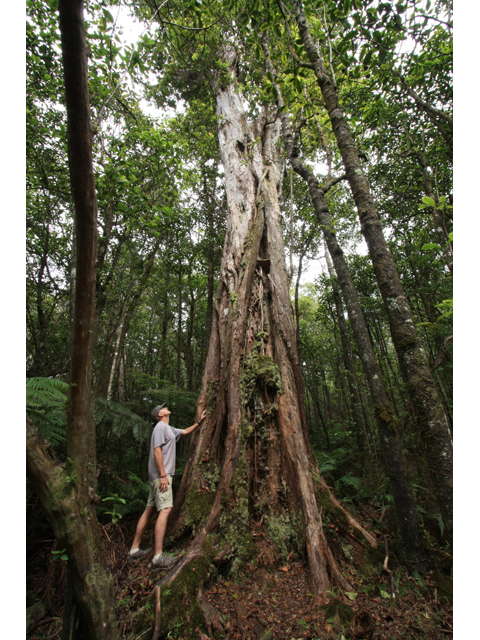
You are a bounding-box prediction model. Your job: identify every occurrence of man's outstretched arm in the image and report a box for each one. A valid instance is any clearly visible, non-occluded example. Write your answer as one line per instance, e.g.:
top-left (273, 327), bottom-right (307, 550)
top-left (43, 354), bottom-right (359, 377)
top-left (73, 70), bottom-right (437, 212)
top-left (182, 409), bottom-right (207, 435)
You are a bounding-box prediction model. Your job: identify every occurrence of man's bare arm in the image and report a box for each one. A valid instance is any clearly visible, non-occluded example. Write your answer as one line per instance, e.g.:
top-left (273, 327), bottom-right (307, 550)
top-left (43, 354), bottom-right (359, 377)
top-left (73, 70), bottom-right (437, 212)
top-left (182, 409), bottom-right (207, 435)
top-left (153, 446), bottom-right (167, 476)
top-left (154, 447), bottom-right (170, 492)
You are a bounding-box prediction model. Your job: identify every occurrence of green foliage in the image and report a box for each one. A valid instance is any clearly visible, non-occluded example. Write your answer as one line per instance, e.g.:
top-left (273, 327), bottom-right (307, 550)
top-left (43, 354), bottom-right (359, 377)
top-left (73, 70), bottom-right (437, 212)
top-left (50, 548), bottom-right (68, 562)
top-left (96, 398), bottom-right (151, 443)
top-left (100, 493), bottom-right (127, 524)
top-left (26, 377), bottom-right (153, 454)
top-left (26, 377), bottom-right (68, 446)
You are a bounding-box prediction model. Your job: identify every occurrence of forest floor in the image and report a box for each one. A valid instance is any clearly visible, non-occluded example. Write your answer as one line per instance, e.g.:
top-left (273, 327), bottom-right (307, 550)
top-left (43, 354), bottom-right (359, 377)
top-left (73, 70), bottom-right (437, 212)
top-left (27, 512), bottom-right (453, 640)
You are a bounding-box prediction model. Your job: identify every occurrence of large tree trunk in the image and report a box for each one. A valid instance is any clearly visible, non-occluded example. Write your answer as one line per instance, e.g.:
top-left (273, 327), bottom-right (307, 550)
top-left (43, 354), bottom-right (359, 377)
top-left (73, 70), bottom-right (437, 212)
top-left (289, 0), bottom-right (452, 545)
top-left (26, 2), bottom-right (118, 637)
top-left (161, 47), bottom-right (375, 604)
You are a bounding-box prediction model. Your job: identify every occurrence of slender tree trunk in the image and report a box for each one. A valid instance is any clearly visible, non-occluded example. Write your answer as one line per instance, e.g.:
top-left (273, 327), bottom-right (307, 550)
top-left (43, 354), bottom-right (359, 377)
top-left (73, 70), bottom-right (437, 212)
top-left (176, 259), bottom-right (183, 387)
top-left (185, 272), bottom-right (196, 392)
top-left (106, 298), bottom-right (128, 408)
top-left (325, 246), bottom-right (368, 451)
top-left (26, 2), bottom-right (117, 637)
top-left (410, 141), bottom-right (452, 272)
top-left (27, 226), bottom-right (51, 377)
top-left (106, 236), bottom-right (161, 406)
top-left (159, 268), bottom-right (170, 380)
top-left (288, 0), bottom-right (453, 544)
top-left (262, 40), bottom-right (427, 569)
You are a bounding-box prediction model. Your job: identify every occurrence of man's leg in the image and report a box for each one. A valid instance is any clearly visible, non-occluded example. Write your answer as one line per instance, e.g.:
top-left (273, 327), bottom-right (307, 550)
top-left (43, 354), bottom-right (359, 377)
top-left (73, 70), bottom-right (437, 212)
top-left (130, 505), bottom-right (155, 553)
top-left (154, 507), bottom-right (172, 556)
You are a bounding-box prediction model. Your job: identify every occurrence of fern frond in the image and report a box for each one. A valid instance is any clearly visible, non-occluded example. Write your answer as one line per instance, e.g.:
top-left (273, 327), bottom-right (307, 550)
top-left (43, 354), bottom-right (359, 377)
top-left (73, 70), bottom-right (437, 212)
top-left (95, 398), bottom-right (151, 442)
top-left (26, 377), bottom-right (68, 446)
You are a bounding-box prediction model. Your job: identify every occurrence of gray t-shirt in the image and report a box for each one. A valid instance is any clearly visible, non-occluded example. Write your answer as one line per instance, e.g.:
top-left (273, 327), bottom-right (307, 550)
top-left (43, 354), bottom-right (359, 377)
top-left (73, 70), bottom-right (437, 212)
top-left (148, 420), bottom-right (184, 480)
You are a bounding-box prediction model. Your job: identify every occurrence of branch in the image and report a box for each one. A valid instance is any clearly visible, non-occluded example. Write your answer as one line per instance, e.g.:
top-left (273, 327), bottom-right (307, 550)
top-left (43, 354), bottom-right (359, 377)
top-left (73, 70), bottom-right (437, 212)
top-left (399, 76), bottom-right (452, 126)
top-left (321, 174), bottom-right (347, 194)
top-left (158, 17), bottom-right (222, 31)
top-left (275, 0), bottom-right (314, 69)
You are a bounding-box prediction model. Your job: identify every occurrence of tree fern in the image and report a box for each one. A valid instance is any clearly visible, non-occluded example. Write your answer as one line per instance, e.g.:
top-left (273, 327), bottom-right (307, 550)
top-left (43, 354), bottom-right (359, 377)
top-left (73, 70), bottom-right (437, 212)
top-left (26, 378), bottom-right (152, 447)
top-left (95, 398), bottom-right (151, 442)
top-left (26, 377), bottom-right (69, 446)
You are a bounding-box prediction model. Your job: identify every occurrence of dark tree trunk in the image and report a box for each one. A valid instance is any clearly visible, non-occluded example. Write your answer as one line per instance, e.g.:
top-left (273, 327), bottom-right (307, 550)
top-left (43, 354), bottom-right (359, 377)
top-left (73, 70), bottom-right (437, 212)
top-left (106, 236), bottom-right (161, 406)
top-left (185, 272), bottom-right (197, 392)
top-left (289, 0), bottom-right (453, 545)
top-left (176, 259), bottom-right (183, 387)
top-left (27, 228), bottom-right (50, 377)
top-left (262, 40), bottom-right (428, 569)
top-left (26, 2), bottom-right (118, 637)
top-left (159, 268), bottom-right (170, 380)
top-left (325, 248), bottom-right (368, 452)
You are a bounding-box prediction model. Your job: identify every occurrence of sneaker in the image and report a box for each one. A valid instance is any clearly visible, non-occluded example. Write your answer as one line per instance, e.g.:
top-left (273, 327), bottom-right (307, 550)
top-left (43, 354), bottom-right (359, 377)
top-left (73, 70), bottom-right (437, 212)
top-left (128, 548), bottom-right (152, 561)
top-left (150, 553), bottom-right (179, 571)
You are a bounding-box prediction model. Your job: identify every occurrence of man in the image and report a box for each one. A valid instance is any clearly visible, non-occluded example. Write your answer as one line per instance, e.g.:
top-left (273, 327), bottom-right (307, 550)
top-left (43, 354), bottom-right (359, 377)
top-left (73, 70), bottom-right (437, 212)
top-left (129, 402), bottom-right (207, 570)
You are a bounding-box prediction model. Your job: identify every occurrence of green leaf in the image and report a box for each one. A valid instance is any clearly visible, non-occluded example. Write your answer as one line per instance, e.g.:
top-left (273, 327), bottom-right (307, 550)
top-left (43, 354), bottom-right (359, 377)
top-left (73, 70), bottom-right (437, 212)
top-left (363, 50), bottom-right (373, 66)
top-left (103, 9), bottom-right (114, 23)
top-left (346, 591), bottom-right (358, 600)
top-left (373, 31), bottom-right (382, 44)
top-left (421, 243), bottom-right (441, 250)
top-left (422, 196), bottom-right (436, 207)
top-left (294, 77), bottom-right (303, 93)
top-left (380, 589), bottom-right (391, 599)
top-left (343, 0), bottom-right (351, 14)
top-left (379, 49), bottom-right (388, 64)
top-left (432, 513), bottom-right (445, 537)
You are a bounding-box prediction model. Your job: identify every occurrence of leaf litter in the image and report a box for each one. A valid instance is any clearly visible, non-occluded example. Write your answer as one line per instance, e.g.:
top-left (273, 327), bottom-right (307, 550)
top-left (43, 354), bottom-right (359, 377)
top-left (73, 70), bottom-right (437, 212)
top-left (27, 518), bottom-right (453, 640)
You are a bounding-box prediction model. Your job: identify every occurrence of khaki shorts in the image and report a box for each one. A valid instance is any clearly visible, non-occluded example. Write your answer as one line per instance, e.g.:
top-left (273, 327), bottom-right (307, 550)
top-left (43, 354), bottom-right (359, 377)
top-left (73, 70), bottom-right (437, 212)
top-left (147, 476), bottom-right (173, 511)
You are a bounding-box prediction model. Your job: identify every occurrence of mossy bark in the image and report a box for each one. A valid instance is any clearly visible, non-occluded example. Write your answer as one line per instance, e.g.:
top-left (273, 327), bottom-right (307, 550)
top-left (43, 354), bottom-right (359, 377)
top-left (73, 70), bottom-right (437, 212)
top-left (289, 0), bottom-right (452, 546)
top-left (25, 4), bottom-right (119, 637)
top-left (26, 419), bottom-right (117, 639)
top-left (162, 46), bottom-right (376, 612)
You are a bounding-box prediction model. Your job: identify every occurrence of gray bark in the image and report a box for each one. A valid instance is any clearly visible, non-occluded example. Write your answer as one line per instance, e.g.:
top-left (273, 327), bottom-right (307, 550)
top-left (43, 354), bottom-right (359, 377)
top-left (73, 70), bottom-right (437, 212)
top-left (289, 0), bottom-right (453, 545)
